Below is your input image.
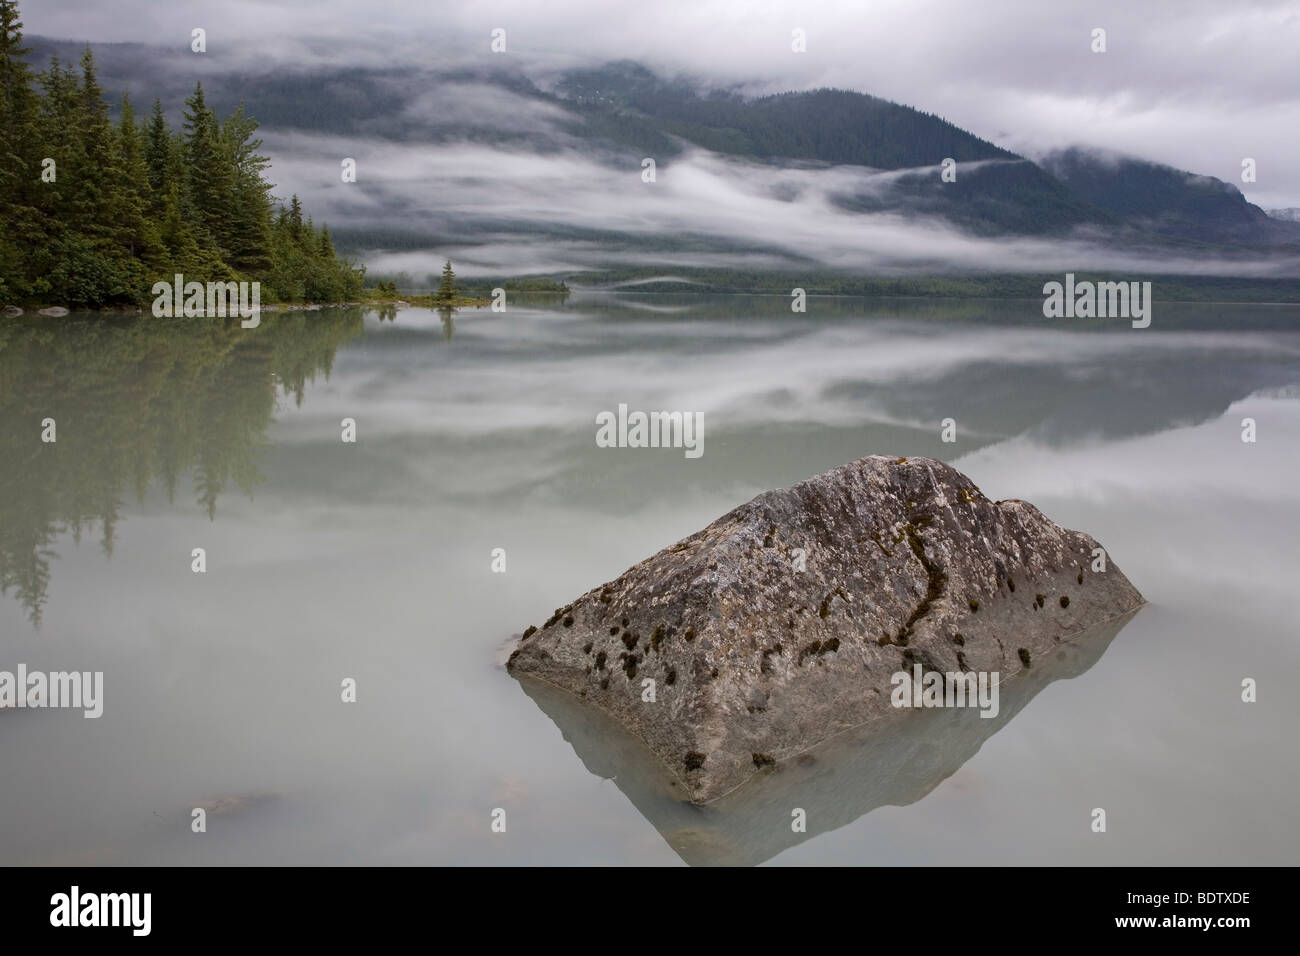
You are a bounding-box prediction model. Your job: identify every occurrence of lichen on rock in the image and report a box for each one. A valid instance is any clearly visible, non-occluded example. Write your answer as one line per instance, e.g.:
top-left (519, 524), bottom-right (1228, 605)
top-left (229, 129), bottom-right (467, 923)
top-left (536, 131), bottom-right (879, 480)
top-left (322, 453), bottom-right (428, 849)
top-left (507, 455), bottom-right (1144, 804)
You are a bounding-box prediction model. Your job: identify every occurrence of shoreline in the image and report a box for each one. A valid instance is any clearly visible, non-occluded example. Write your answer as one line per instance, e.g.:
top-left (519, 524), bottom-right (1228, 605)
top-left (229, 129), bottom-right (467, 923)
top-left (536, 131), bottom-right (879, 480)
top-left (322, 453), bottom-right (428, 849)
top-left (7, 287), bottom-right (1300, 317)
top-left (0, 296), bottom-right (494, 318)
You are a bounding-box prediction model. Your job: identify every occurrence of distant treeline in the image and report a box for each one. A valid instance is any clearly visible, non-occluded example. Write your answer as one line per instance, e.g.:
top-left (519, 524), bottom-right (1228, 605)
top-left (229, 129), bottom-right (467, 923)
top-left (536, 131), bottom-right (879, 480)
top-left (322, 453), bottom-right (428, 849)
top-left (365, 271), bottom-right (570, 296)
top-left (569, 268), bottom-right (1300, 303)
top-left (0, 0), bottom-right (363, 308)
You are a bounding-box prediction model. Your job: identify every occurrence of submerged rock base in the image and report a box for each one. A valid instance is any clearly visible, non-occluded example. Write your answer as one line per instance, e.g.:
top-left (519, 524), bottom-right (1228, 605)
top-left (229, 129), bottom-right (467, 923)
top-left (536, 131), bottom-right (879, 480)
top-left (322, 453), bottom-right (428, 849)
top-left (507, 455), bottom-right (1144, 804)
top-left (517, 608), bottom-right (1137, 865)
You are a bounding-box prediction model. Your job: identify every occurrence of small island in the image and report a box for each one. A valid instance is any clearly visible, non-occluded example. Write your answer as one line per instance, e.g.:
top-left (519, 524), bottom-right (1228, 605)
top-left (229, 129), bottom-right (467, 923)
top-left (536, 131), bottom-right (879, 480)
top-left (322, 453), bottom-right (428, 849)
top-left (365, 261), bottom-right (490, 309)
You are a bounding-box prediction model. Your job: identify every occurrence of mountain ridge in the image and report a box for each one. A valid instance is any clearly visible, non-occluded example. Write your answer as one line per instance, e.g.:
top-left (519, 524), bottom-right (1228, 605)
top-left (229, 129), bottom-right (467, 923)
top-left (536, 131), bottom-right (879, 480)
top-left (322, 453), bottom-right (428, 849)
top-left (23, 38), bottom-right (1300, 256)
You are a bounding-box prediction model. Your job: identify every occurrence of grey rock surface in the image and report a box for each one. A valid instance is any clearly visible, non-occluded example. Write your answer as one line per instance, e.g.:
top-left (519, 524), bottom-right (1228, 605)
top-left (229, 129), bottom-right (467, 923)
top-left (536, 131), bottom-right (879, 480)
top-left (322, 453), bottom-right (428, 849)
top-left (507, 455), bottom-right (1144, 804)
top-left (518, 608), bottom-right (1136, 865)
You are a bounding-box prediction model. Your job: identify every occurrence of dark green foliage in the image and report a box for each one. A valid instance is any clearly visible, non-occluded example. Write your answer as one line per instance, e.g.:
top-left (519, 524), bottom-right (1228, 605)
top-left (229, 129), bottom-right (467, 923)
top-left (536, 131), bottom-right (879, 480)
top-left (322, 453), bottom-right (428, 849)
top-left (1044, 147), bottom-right (1298, 244)
top-left (557, 62), bottom-right (1015, 169)
top-left (554, 63), bottom-right (1106, 236)
top-left (0, 4), bottom-right (361, 308)
top-left (434, 259), bottom-right (456, 302)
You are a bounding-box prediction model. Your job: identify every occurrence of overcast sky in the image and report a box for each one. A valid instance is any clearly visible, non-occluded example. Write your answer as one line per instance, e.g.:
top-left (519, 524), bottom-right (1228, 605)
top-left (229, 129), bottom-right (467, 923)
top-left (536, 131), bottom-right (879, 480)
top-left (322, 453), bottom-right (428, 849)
top-left (25, 0), bottom-right (1300, 209)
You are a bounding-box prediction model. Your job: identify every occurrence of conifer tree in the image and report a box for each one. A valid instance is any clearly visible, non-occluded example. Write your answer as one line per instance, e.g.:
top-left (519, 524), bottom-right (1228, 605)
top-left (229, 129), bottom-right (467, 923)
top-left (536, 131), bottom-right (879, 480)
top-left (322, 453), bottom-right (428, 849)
top-left (289, 194), bottom-right (303, 239)
top-left (0, 0), bottom-right (39, 300)
top-left (183, 82), bottom-right (234, 255)
top-left (436, 260), bottom-right (456, 301)
top-left (0, 1), bottom-right (363, 307)
top-left (221, 104), bottom-right (273, 274)
top-left (113, 92), bottom-right (162, 268)
top-left (144, 98), bottom-right (169, 197)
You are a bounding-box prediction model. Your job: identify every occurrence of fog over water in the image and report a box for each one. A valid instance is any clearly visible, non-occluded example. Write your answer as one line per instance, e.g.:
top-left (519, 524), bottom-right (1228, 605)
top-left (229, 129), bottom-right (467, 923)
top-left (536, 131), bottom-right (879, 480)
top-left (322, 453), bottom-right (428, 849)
top-left (2, 297), bottom-right (1296, 865)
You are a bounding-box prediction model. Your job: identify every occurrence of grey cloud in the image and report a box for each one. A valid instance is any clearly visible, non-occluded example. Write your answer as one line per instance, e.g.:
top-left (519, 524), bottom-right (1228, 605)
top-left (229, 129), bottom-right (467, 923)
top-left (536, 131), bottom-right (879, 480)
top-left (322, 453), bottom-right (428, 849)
top-left (25, 1), bottom-right (1300, 221)
top-left (260, 128), bottom-right (1300, 279)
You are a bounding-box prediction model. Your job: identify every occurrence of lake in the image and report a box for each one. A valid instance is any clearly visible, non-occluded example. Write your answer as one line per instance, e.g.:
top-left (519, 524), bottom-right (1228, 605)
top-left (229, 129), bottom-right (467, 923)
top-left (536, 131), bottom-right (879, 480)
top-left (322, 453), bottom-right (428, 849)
top-left (2, 293), bottom-right (1298, 865)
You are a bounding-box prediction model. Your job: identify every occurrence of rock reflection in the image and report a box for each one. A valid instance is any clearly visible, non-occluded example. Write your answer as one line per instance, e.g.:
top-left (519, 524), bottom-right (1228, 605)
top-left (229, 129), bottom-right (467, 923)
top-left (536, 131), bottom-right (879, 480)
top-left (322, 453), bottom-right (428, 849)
top-left (517, 608), bottom-right (1139, 866)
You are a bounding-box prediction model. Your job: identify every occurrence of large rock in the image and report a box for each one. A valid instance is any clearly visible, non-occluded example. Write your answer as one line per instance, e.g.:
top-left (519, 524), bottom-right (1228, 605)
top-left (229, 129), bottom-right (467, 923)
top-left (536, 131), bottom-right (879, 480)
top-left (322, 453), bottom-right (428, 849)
top-left (518, 608), bottom-right (1135, 865)
top-left (507, 455), bottom-right (1144, 804)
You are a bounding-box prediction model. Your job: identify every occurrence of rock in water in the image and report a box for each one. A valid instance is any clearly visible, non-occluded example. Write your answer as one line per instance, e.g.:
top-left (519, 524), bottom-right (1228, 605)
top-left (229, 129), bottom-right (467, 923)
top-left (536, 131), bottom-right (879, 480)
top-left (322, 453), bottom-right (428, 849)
top-left (507, 455), bottom-right (1144, 804)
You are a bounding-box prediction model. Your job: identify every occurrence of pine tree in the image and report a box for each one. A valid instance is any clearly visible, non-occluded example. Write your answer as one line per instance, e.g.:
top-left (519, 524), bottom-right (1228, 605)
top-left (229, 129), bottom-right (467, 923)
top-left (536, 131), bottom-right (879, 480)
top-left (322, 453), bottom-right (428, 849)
top-left (0, 1), bottom-right (361, 307)
top-left (0, 0), bottom-right (40, 300)
top-left (144, 98), bottom-right (169, 196)
top-left (113, 92), bottom-right (162, 268)
top-left (436, 260), bottom-right (456, 301)
top-left (0, 0), bottom-right (33, 145)
top-left (288, 194), bottom-right (303, 239)
top-left (48, 47), bottom-right (134, 305)
top-left (221, 104), bottom-right (273, 274)
top-left (182, 82), bottom-right (233, 256)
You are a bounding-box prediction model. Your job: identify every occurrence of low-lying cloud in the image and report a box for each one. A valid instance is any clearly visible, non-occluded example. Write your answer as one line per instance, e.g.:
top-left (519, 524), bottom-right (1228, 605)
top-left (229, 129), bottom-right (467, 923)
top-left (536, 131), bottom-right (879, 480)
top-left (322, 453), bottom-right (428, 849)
top-left (24, 0), bottom-right (1300, 209)
top-left (263, 126), bottom-right (1300, 280)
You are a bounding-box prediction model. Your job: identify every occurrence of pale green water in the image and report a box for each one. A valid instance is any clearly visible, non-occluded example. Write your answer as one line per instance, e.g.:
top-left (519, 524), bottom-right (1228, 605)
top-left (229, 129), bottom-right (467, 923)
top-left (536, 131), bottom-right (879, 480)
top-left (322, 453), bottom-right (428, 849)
top-left (1, 294), bottom-right (1298, 865)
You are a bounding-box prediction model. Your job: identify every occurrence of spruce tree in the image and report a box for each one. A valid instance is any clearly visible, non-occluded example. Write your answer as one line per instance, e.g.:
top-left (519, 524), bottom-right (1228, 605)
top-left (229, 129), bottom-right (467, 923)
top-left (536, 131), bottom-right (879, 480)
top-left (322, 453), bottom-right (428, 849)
top-left (288, 194), bottom-right (303, 239)
top-left (436, 260), bottom-right (456, 301)
top-left (144, 98), bottom-right (169, 197)
top-left (221, 104), bottom-right (273, 274)
top-left (182, 82), bottom-right (233, 257)
top-left (113, 92), bottom-right (162, 269)
top-left (52, 47), bottom-right (131, 305)
top-left (0, 1), bottom-right (360, 306)
top-left (0, 0), bottom-right (39, 300)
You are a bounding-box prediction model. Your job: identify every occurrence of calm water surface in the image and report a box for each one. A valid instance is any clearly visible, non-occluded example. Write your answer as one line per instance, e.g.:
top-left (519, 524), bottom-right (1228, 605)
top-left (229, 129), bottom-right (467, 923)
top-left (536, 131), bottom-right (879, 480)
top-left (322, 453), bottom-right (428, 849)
top-left (1, 294), bottom-right (1297, 865)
